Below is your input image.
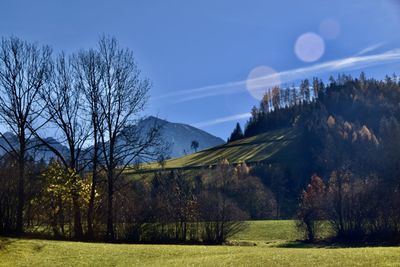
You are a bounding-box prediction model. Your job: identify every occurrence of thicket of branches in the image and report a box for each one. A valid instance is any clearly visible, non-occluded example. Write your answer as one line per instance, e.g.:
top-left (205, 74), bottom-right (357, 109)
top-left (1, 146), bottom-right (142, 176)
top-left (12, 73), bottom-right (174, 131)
top-left (0, 36), bottom-right (162, 241)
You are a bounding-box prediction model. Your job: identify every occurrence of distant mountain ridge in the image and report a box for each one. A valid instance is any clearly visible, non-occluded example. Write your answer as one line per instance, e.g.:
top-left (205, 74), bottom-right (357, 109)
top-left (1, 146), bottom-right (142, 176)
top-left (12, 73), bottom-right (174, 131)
top-left (137, 116), bottom-right (225, 159)
top-left (0, 133), bottom-right (69, 162)
top-left (0, 117), bottom-right (224, 161)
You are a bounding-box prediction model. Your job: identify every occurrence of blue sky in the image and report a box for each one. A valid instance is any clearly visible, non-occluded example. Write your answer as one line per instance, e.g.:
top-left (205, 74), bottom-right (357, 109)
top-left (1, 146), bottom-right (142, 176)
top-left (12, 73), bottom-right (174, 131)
top-left (1, 0), bottom-right (400, 139)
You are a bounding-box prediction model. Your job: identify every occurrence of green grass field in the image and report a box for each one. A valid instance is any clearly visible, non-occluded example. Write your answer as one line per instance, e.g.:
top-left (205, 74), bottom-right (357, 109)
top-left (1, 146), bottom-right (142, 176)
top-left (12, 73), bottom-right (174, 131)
top-left (1, 220), bottom-right (400, 266)
top-left (125, 127), bottom-right (299, 175)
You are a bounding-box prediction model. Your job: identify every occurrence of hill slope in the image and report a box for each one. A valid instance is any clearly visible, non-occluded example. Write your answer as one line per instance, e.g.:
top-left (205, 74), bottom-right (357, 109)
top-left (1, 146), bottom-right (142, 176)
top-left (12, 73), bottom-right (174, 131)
top-left (129, 127), bottom-right (299, 173)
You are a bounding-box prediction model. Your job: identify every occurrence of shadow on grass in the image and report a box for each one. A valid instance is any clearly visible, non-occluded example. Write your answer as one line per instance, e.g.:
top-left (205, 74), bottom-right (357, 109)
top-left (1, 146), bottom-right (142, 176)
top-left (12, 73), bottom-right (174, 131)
top-left (276, 238), bottom-right (400, 249)
top-left (275, 240), bottom-right (343, 249)
top-left (0, 237), bottom-right (15, 251)
top-left (32, 243), bottom-right (46, 252)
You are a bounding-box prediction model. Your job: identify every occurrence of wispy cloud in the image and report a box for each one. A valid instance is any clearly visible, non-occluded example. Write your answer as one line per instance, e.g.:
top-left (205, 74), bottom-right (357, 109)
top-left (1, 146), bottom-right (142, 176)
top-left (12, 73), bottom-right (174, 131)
top-left (356, 43), bottom-right (385, 56)
top-left (193, 112), bottom-right (251, 128)
top-left (157, 48), bottom-right (400, 103)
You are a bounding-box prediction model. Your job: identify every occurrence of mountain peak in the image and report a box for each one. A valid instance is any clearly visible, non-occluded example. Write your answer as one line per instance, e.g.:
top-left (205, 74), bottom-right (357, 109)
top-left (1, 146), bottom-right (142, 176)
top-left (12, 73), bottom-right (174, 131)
top-left (139, 116), bottom-right (225, 158)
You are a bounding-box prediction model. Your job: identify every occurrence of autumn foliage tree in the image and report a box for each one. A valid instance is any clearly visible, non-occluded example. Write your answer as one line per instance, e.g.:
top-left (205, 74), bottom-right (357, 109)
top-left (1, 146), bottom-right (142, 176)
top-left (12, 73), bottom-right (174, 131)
top-left (297, 174), bottom-right (326, 242)
top-left (35, 161), bottom-right (92, 237)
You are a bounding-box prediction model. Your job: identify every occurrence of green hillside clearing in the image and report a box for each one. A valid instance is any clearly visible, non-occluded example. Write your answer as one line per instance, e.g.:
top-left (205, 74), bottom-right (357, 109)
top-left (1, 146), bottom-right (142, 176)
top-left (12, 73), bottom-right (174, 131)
top-left (126, 127), bottom-right (299, 174)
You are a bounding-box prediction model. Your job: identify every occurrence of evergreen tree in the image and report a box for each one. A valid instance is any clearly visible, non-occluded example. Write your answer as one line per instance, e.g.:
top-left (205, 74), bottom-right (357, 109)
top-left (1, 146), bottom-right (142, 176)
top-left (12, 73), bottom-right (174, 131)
top-left (228, 123), bottom-right (244, 142)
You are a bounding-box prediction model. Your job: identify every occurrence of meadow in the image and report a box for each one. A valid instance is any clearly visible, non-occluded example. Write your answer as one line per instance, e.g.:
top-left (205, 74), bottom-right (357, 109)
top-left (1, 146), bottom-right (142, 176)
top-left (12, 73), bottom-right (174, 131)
top-left (1, 221), bottom-right (399, 267)
top-left (125, 127), bottom-right (299, 175)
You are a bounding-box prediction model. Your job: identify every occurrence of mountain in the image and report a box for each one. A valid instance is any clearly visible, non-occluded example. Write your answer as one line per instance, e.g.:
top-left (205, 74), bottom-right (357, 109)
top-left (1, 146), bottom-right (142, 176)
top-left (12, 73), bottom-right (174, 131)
top-left (0, 133), bottom-right (69, 162)
top-left (137, 116), bottom-right (225, 159)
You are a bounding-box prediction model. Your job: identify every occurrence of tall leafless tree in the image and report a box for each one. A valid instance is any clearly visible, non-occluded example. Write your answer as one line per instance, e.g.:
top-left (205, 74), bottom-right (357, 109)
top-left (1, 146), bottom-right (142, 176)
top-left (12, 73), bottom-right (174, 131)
top-left (97, 36), bottom-right (162, 240)
top-left (35, 53), bottom-right (90, 238)
top-left (73, 49), bottom-right (104, 239)
top-left (0, 37), bottom-right (51, 234)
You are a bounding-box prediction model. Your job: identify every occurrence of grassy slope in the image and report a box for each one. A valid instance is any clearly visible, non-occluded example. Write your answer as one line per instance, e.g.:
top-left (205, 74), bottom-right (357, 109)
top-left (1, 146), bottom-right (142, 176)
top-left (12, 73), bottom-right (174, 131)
top-left (2, 221), bottom-right (400, 267)
top-left (126, 127), bottom-right (299, 174)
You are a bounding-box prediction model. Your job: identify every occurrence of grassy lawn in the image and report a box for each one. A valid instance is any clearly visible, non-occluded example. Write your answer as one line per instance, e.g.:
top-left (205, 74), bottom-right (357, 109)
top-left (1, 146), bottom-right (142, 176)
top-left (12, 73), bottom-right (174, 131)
top-left (233, 220), bottom-right (303, 244)
top-left (1, 220), bottom-right (400, 266)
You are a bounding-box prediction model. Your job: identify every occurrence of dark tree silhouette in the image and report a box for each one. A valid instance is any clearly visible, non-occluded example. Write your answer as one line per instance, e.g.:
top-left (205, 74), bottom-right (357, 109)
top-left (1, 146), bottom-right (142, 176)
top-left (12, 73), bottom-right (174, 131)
top-left (97, 36), bottom-right (162, 240)
top-left (191, 140), bottom-right (199, 152)
top-left (0, 37), bottom-right (51, 234)
top-left (73, 48), bottom-right (104, 239)
top-left (35, 53), bottom-right (90, 238)
top-left (227, 122), bottom-right (244, 142)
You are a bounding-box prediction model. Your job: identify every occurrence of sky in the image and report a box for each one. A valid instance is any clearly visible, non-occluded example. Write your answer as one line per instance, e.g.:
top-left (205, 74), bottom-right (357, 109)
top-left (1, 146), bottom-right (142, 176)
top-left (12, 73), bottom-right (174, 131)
top-left (1, 0), bottom-right (400, 139)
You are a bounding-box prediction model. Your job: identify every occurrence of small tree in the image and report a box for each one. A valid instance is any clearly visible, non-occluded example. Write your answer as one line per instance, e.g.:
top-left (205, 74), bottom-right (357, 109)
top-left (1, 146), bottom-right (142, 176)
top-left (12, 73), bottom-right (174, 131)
top-left (297, 174), bottom-right (326, 242)
top-left (39, 161), bottom-right (92, 237)
top-left (191, 140), bottom-right (199, 153)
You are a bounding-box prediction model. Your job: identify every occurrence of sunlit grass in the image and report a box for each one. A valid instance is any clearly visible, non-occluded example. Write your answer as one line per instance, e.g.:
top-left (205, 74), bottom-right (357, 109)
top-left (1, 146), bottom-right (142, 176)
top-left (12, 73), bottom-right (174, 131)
top-left (1, 220), bottom-right (400, 267)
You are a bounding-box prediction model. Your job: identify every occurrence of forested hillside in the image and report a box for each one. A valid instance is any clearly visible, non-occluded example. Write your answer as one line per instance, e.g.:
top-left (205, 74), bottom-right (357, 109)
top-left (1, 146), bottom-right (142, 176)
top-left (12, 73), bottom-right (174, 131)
top-left (227, 73), bottom-right (400, 242)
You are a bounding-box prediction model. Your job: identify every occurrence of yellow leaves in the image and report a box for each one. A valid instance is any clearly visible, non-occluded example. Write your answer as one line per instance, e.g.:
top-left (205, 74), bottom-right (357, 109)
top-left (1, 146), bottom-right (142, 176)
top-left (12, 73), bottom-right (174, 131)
top-left (41, 161), bottom-right (99, 208)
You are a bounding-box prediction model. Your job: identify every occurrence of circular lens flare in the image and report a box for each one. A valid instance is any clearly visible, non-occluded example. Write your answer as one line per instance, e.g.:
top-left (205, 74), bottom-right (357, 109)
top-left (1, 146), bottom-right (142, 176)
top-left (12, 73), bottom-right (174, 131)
top-left (246, 66), bottom-right (280, 100)
top-left (319, 18), bottom-right (341, 40)
top-left (294, 32), bottom-right (325, 62)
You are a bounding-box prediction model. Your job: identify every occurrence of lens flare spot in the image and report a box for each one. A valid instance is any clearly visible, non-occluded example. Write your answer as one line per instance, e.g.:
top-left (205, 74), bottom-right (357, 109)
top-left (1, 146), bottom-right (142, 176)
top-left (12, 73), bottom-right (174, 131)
top-left (246, 66), bottom-right (280, 100)
top-left (294, 32), bottom-right (325, 62)
top-left (319, 18), bottom-right (341, 40)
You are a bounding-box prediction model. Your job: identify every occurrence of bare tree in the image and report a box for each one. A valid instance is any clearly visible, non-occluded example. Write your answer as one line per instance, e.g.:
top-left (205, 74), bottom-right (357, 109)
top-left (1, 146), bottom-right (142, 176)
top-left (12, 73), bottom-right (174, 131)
top-left (97, 36), bottom-right (162, 240)
top-left (35, 53), bottom-right (90, 238)
top-left (0, 37), bottom-right (51, 234)
top-left (73, 49), bottom-right (104, 239)
top-left (199, 159), bottom-right (248, 243)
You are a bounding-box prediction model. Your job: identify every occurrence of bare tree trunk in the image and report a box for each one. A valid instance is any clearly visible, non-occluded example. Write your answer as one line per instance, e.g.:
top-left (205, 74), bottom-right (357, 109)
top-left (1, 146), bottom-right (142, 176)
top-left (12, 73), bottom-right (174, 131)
top-left (87, 170), bottom-right (96, 238)
top-left (106, 169), bottom-right (114, 241)
top-left (16, 148), bottom-right (25, 234)
top-left (70, 147), bottom-right (83, 239)
top-left (72, 194), bottom-right (83, 238)
top-left (87, 132), bottom-right (98, 239)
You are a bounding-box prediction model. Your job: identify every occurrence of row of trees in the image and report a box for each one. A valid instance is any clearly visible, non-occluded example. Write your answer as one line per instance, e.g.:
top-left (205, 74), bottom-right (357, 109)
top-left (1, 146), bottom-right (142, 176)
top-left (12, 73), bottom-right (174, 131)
top-left (0, 156), bottom-right (276, 243)
top-left (298, 172), bottom-right (400, 243)
top-left (0, 36), bottom-right (162, 240)
top-left (120, 160), bottom-right (276, 243)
